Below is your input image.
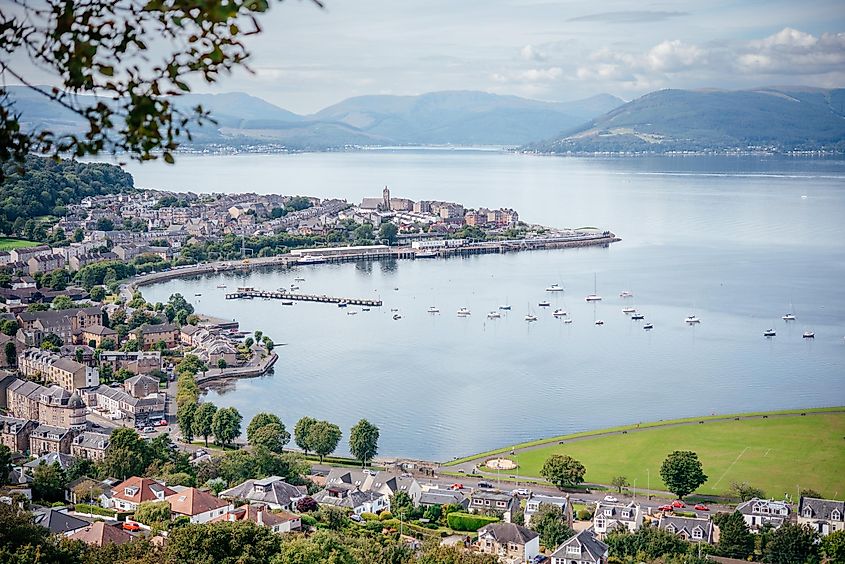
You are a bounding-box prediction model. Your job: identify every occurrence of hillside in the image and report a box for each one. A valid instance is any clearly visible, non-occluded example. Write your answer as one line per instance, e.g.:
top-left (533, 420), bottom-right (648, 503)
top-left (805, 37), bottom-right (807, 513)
top-left (531, 87), bottom-right (845, 154)
top-left (5, 86), bottom-right (623, 149)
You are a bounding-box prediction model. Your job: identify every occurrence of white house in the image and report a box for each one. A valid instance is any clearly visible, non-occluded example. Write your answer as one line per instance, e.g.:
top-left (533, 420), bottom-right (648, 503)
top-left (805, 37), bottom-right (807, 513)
top-left (592, 502), bottom-right (643, 538)
top-left (736, 498), bottom-right (790, 531)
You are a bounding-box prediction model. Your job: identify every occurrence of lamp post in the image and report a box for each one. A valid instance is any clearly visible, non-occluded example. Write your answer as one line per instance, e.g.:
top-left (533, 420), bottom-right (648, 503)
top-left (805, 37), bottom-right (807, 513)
top-left (647, 469), bottom-right (650, 501)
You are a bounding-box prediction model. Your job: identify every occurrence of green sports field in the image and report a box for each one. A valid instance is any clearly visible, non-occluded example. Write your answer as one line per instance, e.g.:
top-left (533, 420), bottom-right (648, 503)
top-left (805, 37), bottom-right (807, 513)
top-left (0, 237), bottom-right (40, 251)
top-left (487, 412), bottom-right (845, 498)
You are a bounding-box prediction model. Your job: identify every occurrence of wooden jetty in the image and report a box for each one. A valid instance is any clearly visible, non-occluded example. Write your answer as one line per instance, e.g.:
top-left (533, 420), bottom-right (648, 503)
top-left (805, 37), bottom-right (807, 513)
top-left (225, 288), bottom-right (382, 307)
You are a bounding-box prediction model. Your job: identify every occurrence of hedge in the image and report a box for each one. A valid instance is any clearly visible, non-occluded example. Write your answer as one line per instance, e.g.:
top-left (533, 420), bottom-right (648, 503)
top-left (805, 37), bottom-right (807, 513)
top-left (446, 512), bottom-right (499, 532)
top-left (73, 503), bottom-right (117, 518)
top-left (361, 512), bottom-right (379, 521)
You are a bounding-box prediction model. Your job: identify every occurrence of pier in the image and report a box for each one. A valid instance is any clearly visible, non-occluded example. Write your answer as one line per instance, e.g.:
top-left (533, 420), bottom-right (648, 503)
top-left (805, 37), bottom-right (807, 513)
top-left (225, 288), bottom-right (382, 307)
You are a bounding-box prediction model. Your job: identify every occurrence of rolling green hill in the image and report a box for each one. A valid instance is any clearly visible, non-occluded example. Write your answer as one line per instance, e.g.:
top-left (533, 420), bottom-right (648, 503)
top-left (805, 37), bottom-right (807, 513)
top-left (531, 87), bottom-right (845, 154)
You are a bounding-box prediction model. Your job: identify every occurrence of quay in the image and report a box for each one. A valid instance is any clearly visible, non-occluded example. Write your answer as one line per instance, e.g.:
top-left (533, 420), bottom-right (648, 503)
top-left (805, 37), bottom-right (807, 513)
top-left (225, 288), bottom-right (383, 307)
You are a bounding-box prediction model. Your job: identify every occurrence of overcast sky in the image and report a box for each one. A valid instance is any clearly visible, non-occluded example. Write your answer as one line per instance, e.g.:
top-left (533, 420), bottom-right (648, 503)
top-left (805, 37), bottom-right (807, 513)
top-left (12, 0), bottom-right (845, 114)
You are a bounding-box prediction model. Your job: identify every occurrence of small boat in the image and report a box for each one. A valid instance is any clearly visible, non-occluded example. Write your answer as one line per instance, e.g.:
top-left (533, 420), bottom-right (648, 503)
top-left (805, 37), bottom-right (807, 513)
top-left (585, 273), bottom-right (602, 302)
top-left (782, 313), bottom-right (796, 321)
top-left (595, 319), bottom-right (605, 325)
top-left (499, 305), bottom-right (512, 310)
top-left (394, 287), bottom-right (399, 291)
top-left (525, 314), bottom-right (537, 322)
top-left (281, 301), bottom-right (293, 306)
top-left (538, 301), bottom-right (551, 307)
top-left (290, 285), bottom-right (299, 290)
top-left (194, 293), bottom-right (202, 297)
top-left (427, 306), bottom-right (440, 314)
top-left (620, 291), bottom-right (634, 298)
top-left (545, 284), bottom-right (564, 292)
top-left (622, 307), bottom-right (636, 314)
top-left (216, 284), bottom-right (227, 288)
top-left (564, 319), bottom-right (573, 324)
top-left (337, 302), bottom-right (348, 308)
top-left (631, 313), bottom-right (645, 320)
top-left (361, 307), bottom-right (371, 312)
top-left (347, 311), bottom-right (357, 316)
top-left (276, 287), bottom-right (288, 292)
top-left (643, 323), bottom-right (654, 330)
top-left (393, 314), bottom-right (402, 320)
top-left (457, 308), bottom-right (471, 316)
top-left (553, 309), bottom-right (567, 317)
top-left (294, 277), bottom-right (305, 282)
top-left (803, 331), bottom-right (815, 339)
top-left (415, 250), bottom-right (437, 259)
top-left (487, 311), bottom-right (501, 319)
top-left (390, 308), bottom-right (399, 312)
top-left (685, 315), bottom-right (701, 324)
top-left (763, 329), bottom-right (776, 337)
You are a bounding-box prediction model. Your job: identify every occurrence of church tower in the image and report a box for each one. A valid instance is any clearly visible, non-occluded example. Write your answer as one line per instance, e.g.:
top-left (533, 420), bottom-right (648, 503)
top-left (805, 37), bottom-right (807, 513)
top-left (382, 186), bottom-right (391, 211)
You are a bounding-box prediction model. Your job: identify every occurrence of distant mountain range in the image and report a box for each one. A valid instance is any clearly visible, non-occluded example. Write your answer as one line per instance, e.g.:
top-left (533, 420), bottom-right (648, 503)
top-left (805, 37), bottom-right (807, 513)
top-left (7, 86), bottom-right (844, 153)
top-left (529, 87), bottom-right (845, 154)
top-left (6, 86), bottom-right (623, 148)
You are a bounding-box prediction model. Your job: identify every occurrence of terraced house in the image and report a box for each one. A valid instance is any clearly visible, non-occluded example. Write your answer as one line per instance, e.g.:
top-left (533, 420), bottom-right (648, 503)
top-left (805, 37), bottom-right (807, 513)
top-left (736, 498), bottom-right (791, 531)
top-left (0, 414), bottom-right (37, 452)
top-left (70, 431), bottom-right (111, 461)
top-left (16, 306), bottom-right (103, 347)
top-left (130, 323), bottom-right (180, 350)
top-left (29, 424), bottom-right (75, 455)
top-left (798, 496), bottom-right (845, 536)
top-left (18, 348), bottom-right (99, 392)
top-left (5, 378), bottom-right (87, 429)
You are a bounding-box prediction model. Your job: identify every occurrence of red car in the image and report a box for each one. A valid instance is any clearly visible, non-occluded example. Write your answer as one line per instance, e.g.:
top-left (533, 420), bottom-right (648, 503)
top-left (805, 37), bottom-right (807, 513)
top-left (657, 504), bottom-right (674, 512)
top-left (694, 504), bottom-right (710, 511)
top-left (122, 522), bottom-right (141, 532)
top-left (672, 500), bottom-right (686, 508)
top-left (450, 483), bottom-right (464, 490)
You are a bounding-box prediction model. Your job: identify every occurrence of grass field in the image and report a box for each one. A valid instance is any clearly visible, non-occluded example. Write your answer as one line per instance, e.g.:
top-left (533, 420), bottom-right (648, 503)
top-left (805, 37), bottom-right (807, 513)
top-left (0, 237), bottom-right (40, 251)
top-left (502, 413), bottom-right (845, 498)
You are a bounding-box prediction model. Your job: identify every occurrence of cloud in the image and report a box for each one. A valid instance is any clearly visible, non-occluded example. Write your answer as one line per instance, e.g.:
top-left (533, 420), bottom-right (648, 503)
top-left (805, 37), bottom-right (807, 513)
top-left (520, 45), bottom-right (546, 62)
top-left (491, 67), bottom-right (563, 83)
top-left (568, 11), bottom-right (688, 24)
top-left (646, 40), bottom-right (706, 73)
top-left (737, 28), bottom-right (845, 74)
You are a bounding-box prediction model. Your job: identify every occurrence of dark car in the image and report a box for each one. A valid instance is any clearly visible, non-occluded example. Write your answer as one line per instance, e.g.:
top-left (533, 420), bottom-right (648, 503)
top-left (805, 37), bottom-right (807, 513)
top-left (477, 481), bottom-right (493, 488)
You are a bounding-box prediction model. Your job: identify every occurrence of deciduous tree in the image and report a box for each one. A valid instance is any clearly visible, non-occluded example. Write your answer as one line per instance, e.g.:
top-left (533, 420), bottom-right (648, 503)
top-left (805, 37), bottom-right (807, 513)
top-left (660, 451), bottom-right (707, 500)
top-left (762, 523), bottom-right (819, 563)
top-left (32, 461), bottom-right (66, 502)
top-left (611, 475), bottom-right (629, 493)
top-left (540, 454), bottom-right (586, 489)
top-left (294, 416), bottom-right (317, 455)
top-left (713, 511), bottom-right (754, 559)
top-left (821, 529), bottom-right (845, 563)
top-left (193, 402), bottom-right (217, 447)
top-left (309, 420), bottom-right (342, 463)
top-left (211, 406), bottom-right (242, 447)
top-left (530, 504), bottom-right (573, 550)
top-left (349, 419), bottom-right (379, 468)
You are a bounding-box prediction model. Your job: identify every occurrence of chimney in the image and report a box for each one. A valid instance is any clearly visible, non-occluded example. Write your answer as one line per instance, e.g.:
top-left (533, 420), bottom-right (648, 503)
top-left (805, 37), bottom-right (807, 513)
top-left (257, 507), bottom-right (264, 526)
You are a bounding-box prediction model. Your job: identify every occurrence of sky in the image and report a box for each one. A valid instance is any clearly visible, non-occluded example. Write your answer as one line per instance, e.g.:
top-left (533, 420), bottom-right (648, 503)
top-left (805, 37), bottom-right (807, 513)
top-left (10, 0), bottom-right (845, 114)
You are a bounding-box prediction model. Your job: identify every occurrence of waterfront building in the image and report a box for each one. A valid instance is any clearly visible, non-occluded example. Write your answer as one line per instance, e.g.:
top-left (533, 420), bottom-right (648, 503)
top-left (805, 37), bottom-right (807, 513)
top-left (469, 490), bottom-right (519, 522)
top-left (77, 324), bottom-right (118, 348)
top-left (312, 484), bottom-right (390, 515)
top-left (16, 306), bottom-right (103, 348)
top-left (87, 384), bottom-right (165, 426)
top-left (130, 323), bottom-right (180, 350)
top-left (798, 496), bottom-right (845, 536)
top-left (524, 493), bottom-right (573, 527)
top-left (736, 498), bottom-right (791, 531)
top-left (98, 350), bottom-right (162, 375)
top-left (325, 469), bottom-right (423, 505)
top-left (592, 502), bottom-right (644, 538)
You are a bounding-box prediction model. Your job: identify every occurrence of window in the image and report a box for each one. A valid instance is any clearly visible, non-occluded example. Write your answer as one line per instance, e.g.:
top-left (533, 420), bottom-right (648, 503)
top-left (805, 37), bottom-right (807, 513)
top-left (803, 508), bottom-right (813, 518)
top-left (604, 509), bottom-right (612, 516)
top-left (665, 525), bottom-right (675, 533)
top-left (692, 528), bottom-right (703, 540)
top-left (566, 545), bottom-right (580, 555)
top-left (831, 510), bottom-right (841, 521)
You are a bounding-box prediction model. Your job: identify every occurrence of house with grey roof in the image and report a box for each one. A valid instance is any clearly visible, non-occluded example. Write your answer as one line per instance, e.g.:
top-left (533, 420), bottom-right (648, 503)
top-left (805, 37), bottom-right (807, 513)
top-left (658, 515), bottom-right (715, 544)
top-left (312, 484), bottom-right (390, 515)
top-left (33, 507), bottom-right (90, 536)
top-left (476, 522), bottom-right (539, 563)
top-left (24, 452), bottom-right (77, 474)
top-left (592, 502), bottom-right (643, 539)
top-left (798, 496), bottom-right (844, 536)
top-left (325, 468), bottom-right (423, 505)
top-left (219, 476), bottom-right (307, 511)
top-left (0, 415), bottom-right (37, 453)
top-left (469, 490), bottom-right (519, 523)
top-left (550, 529), bottom-right (608, 564)
top-left (71, 431), bottom-right (110, 461)
top-left (418, 487), bottom-right (468, 509)
top-left (29, 424), bottom-right (75, 456)
top-left (524, 492), bottom-right (572, 527)
top-left (735, 498), bottom-right (790, 531)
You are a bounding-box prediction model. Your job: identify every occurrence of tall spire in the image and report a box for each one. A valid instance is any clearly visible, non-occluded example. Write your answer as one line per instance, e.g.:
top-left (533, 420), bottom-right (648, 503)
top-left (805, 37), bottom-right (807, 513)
top-left (382, 186), bottom-right (391, 211)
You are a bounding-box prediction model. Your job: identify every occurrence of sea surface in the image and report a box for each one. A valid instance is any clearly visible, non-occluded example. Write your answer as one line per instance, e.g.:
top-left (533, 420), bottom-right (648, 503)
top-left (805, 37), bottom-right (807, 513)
top-left (133, 151), bottom-right (845, 461)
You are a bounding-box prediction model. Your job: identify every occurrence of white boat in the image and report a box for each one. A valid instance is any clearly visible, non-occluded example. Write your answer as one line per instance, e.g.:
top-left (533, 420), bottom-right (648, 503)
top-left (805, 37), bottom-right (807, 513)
top-left (538, 301), bottom-right (551, 307)
top-left (643, 323), bottom-right (653, 330)
top-left (216, 284), bottom-right (227, 288)
top-left (685, 315), bottom-right (701, 324)
top-left (427, 306), bottom-right (440, 314)
top-left (545, 284), bottom-right (564, 292)
top-left (631, 312), bottom-right (645, 320)
top-left (525, 314), bottom-right (537, 322)
top-left (297, 255), bottom-right (326, 265)
top-left (763, 329), bottom-right (776, 337)
top-left (620, 291), bottom-right (634, 298)
top-left (294, 277), bottom-right (305, 282)
top-left (487, 311), bottom-right (501, 319)
top-left (361, 307), bottom-right (370, 312)
top-left (390, 308), bottom-right (399, 312)
top-left (194, 293), bottom-right (202, 297)
top-left (347, 311), bottom-right (357, 316)
top-left (595, 319), bottom-right (605, 325)
top-left (499, 305), bottom-right (511, 310)
top-left (622, 307), bottom-right (636, 314)
top-left (393, 314), bottom-right (402, 320)
top-left (585, 273), bottom-right (602, 302)
top-left (281, 301), bottom-right (293, 306)
top-left (457, 308), bottom-right (471, 316)
top-left (290, 285), bottom-right (299, 290)
top-left (803, 330), bottom-right (815, 339)
top-left (553, 309), bottom-right (567, 317)
top-left (782, 313), bottom-right (796, 321)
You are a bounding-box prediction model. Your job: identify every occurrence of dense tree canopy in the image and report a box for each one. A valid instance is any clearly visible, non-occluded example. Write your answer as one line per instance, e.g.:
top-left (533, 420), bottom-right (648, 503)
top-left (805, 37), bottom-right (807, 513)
top-left (659, 451), bottom-right (708, 499)
top-left (540, 454), bottom-right (586, 489)
top-left (349, 418), bottom-right (379, 467)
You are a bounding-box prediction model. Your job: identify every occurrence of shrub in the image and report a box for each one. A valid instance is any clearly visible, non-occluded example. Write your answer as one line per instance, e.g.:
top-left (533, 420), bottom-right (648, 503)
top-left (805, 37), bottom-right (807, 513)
top-left (74, 503), bottom-right (117, 518)
top-left (446, 511), bottom-right (500, 532)
top-left (300, 514), bottom-right (317, 527)
top-left (361, 512), bottom-right (379, 521)
top-left (379, 511), bottom-right (393, 521)
top-left (577, 509), bottom-right (592, 521)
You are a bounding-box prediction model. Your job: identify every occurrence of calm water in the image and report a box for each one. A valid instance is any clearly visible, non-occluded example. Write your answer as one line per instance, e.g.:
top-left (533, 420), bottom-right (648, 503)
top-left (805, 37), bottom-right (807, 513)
top-left (135, 152), bottom-right (845, 460)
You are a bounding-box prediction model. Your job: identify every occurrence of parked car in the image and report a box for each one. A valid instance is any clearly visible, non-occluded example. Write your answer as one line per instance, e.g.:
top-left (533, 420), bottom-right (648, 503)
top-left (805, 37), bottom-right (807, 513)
top-left (142, 427), bottom-right (156, 434)
top-left (603, 495), bottom-right (619, 503)
top-left (657, 504), bottom-right (674, 512)
top-left (122, 522), bottom-right (141, 531)
top-left (512, 488), bottom-right (530, 496)
top-left (156, 419), bottom-right (168, 426)
top-left (350, 514), bottom-right (363, 522)
top-left (449, 483), bottom-right (464, 490)
top-left (476, 481), bottom-right (493, 489)
top-left (672, 500), bottom-right (686, 508)
top-left (694, 504), bottom-right (710, 511)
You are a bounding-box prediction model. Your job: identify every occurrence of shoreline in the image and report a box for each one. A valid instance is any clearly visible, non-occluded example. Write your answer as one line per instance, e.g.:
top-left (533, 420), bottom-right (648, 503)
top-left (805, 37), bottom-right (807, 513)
top-left (441, 405), bottom-right (845, 467)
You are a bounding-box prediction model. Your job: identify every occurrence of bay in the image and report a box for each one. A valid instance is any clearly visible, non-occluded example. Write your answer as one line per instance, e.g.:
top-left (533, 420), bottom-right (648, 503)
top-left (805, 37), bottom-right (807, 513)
top-left (134, 151), bottom-right (845, 460)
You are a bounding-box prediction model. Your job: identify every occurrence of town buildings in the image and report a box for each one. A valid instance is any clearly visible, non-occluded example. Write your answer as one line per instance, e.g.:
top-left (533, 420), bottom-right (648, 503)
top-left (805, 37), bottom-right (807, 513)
top-left (210, 504), bottom-right (302, 533)
top-left (219, 476), bottom-right (307, 511)
top-left (16, 306), bottom-right (103, 347)
top-left (29, 424), bottom-right (75, 456)
top-left (798, 496), bottom-right (845, 536)
top-left (17, 348), bottom-right (99, 392)
top-left (657, 515), bottom-right (715, 543)
top-left (0, 415), bottom-right (37, 452)
top-left (5, 379), bottom-right (87, 429)
top-left (70, 431), bottom-right (110, 461)
top-left (165, 487), bottom-right (233, 524)
top-left (592, 502), bottom-right (643, 538)
top-left (524, 493), bottom-right (572, 527)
